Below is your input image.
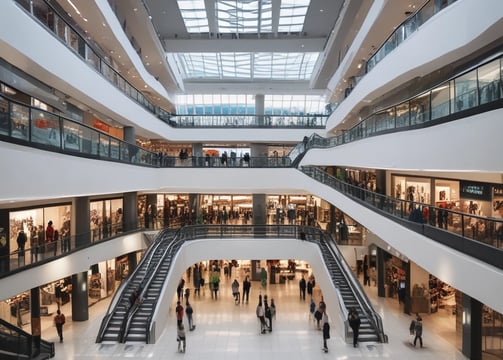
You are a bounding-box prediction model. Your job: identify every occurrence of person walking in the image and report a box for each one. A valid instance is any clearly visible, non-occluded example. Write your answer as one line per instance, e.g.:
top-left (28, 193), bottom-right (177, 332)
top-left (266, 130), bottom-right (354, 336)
top-left (175, 301), bottom-right (184, 327)
top-left (177, 323), bottom-right (186, 353)
top-left (322, 308), bottom-right (330, 353)
top-left (348, 308), bottom-right (361, 348)
top-left (242, 276), bottom-right (251, 303)
top-left (264, 296), bottom-right (272, 332)
top-left (412, 313), bottom-right (423, 348)
top-left (256, 295), bottom-right (267, 334)
top-left (299, 276), bottom-right (306, 300)
top-left (54, 309), bottom-right (66, 343)
top-left (309, 298), bottom-right (316, 321)
top-left (16, 230), bottom-right (27, 263)
top-left (231, 279), bottom-right (240, 304)
top-left (185, 302), bottom-right (195, 331)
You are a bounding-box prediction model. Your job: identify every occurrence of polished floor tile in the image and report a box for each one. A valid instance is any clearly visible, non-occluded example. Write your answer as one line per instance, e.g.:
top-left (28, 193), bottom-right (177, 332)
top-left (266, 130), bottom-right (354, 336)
top-left (37, 266), bottom-right (467, 359)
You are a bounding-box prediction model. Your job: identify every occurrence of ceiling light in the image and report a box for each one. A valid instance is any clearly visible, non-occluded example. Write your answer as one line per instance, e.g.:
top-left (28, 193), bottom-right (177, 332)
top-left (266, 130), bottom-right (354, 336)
top-left (357, 63), bottom-right (362, 69)
top-left (320, 9), bottom-right (324, 12)
top-left (133, 7), bottom-right (138, 11)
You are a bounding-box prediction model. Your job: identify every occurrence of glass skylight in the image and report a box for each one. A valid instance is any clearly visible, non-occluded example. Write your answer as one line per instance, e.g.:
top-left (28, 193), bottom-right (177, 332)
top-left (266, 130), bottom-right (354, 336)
top-left (177, 0), bottom-right (209, 33)
top-left (216, 0), bottom-right (272, 33)
top-left (177, 0), bottom-right (311, 34)
top-left (177, 52), bottom-right (319, 81)
top-left (278, 0), bottom-right (310, 33)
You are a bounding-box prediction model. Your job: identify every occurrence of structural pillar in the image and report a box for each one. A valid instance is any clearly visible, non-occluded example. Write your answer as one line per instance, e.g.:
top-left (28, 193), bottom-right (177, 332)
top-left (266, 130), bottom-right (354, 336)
top-left (255, 94), bottom-right (265, 126)
top-left (71, 272), bottom-right (89, 321)
top-left (192, 143), bottom-right (203, 167)
top-left (123, 192), bottom-right (138, 232)
top-left (128, 252), bottom-right (138, 273)
top-left (30, 287), bottom-right (41, 356)
top-left (123, 126), bottom-right (137, 162)
top-left (376, 247), bottom-right (386, 297)
top-left (189, 194), bottom-right (200, 224)
top-left (462, 293), bottom-right (482, 360)
top-left (403, 260), bottom-right (411, 315)
top-left (375, 169), bottom-right (386, 194)
top-left (74, 197), bottom-right (90, 248)
top-left (252, 194), bottom-right (266, 226)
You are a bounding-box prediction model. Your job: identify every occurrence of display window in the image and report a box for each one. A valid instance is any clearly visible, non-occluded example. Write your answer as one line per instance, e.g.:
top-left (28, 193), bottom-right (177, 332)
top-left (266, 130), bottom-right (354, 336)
top-left (9, 204), bottom-right (71, 261)
top-left (90, 198), bottom-right (123, 241)
top-left (393, 176), bottom-right (431, 204)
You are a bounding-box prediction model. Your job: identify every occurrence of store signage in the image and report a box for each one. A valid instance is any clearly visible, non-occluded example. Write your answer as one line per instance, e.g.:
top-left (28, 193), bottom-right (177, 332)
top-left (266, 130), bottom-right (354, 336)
top-left (460, 181), bottom-right (491, 201)
top-left (494, 185), bottom-right (503, 197)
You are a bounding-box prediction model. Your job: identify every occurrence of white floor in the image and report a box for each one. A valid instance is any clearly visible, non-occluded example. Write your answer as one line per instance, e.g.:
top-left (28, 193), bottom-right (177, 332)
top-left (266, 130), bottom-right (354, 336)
top-left (36, 268), bottom-right (468, 360)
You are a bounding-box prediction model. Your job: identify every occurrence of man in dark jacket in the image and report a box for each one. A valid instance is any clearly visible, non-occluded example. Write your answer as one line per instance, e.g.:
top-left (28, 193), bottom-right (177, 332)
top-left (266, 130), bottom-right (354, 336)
top-left (348, 308), bottom-right (361, 347)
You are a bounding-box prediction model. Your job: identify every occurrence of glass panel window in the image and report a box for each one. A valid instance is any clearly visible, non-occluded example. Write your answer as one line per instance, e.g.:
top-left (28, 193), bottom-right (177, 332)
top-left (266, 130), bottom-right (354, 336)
top-left (430, 84), bottom-right (450, 120)
top-left (409, 92), bottom-right (430, 125)
top-left (177, 0), bottom-right (209, 33)
top-left (62, 120), bottom-right (81, 152)
top-left (10, 103), bottom-right (29, 140)
top-left (0, 96), bottom-right (8, 135)
top-left (395, 102), bottom-right (410, 128)
top-left (453, 69), bottom-right (478, 112)
top-left (216, 0), bottom-right (272, 33)
top-left (31, 109), bottom-right (60, 148)
top-left (478, 59), bottom-right (501, 105)
top-left (278, 0), bottom-right (310, 33)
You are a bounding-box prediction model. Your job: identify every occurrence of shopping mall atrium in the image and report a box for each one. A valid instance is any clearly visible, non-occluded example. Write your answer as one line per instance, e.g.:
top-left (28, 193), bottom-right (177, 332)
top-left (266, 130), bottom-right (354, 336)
top-left (0, 0), bottom-right (502, 359)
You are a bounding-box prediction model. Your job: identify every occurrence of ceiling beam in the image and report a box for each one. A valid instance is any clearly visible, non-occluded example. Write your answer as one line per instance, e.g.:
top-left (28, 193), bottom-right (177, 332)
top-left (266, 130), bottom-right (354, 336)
top-left (163, 38), bottom-right (325, 53)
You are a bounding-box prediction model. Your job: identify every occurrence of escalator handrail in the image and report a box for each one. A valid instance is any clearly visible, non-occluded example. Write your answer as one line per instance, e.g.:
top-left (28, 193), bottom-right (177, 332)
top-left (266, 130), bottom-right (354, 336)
top-left (121, 230), bottom-right (184, 342)
top-left (300, 166), bottom-right (503, 270)
top-left (118, 229), bottom-right (179, 342)
top-left (96, 228), bottom-right (171, 342)
top-left (319, 231), bottom-right (388, 343)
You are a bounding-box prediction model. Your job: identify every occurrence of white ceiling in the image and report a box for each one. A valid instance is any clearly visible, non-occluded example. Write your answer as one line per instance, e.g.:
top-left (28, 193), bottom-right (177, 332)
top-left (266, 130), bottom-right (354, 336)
top-left (55, 0), bottom-right (426, 103)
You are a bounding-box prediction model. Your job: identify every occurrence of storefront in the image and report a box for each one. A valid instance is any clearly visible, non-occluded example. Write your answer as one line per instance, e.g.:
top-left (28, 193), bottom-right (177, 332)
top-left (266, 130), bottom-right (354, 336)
top-left (90, 198), bottom-right (123, 242)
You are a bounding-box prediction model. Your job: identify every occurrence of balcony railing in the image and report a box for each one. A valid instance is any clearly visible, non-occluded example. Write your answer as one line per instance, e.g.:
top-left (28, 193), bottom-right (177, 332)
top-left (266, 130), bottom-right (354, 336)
top-left (0, 93), bottom-right (159, 166)
top-left (329, 0), bottom-right (458, 113)
top-left (310, 52), bottom-right (503, 149)
top-left (14, 0), bottom-right (172, 123)
top-left (168, 114), bottom-right (327, 128)
top-left (301, 166), bottom-right (503, 270)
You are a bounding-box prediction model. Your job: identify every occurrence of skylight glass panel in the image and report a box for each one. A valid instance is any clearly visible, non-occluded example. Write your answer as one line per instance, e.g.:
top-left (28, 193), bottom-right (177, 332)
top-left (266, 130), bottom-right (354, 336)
top-left (177, 51), bottom-right (318, 80)
top-left (253, 52), bottom-right (319, 80)
top-left (278, 0), bottom-right (310, 33)
top-left (216, 0), bottom-right (272, 33)
top-left (177, 0), bottom-right (209, 33)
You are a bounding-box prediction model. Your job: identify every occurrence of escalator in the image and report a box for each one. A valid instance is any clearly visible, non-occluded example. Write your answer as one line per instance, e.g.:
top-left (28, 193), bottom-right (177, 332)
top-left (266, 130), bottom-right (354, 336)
top-left (96, 225), bottom-right (386, 345)
top-left (0, 318), bottom-right (54, 359)
top-left (121, 236), bottom-right (185, 343)
top-left (96, 229), bottom-right (177, 343)
top-left (315, 230), bottom-right (386, 343)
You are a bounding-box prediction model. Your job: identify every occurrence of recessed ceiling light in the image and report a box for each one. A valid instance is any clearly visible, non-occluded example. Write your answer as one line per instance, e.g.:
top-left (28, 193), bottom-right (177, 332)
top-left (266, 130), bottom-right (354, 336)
top-left (133, 7), bottom-right (138, 11)
top-left (320, 9), bottom-right (324, 12)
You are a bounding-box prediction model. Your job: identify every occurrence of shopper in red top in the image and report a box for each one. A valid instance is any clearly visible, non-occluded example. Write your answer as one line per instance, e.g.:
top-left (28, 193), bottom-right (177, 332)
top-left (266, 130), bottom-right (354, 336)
top-left (45, 221), bottom-right (54, 253)
top-left (175, 301), bottom-right (184, 327)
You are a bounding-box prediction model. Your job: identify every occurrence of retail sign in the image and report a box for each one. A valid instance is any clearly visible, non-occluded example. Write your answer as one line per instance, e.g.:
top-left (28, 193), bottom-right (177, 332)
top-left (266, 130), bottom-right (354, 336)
top-left (460, 181), bottom-right (491, 201)
top-left (493, 185), bottom-right (503, 197)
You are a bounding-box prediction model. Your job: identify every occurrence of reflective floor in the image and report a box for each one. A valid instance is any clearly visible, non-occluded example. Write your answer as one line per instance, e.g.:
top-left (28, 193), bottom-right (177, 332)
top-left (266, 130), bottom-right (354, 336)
top-left (37, 266), bottom-right (467, 360)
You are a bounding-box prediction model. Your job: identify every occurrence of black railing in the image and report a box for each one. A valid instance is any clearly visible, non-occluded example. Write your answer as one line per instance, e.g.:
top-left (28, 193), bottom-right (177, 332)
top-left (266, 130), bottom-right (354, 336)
top-left (14, 0), bottom-right (172, 122)
top-left (0, 92), bottom-right (159, 166)
top-left (319, 52), bottom-right (503, 147)
top-left (318, 230), bottom-right (388, 343)
top-left (168, 113), bottom-right (327, 128)
top-left (0, 317), bottom-right (54, 359)
top-left (301, 166), bottom-right (503, 269)
top-left (0, 219), bottom-right (141, 280)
